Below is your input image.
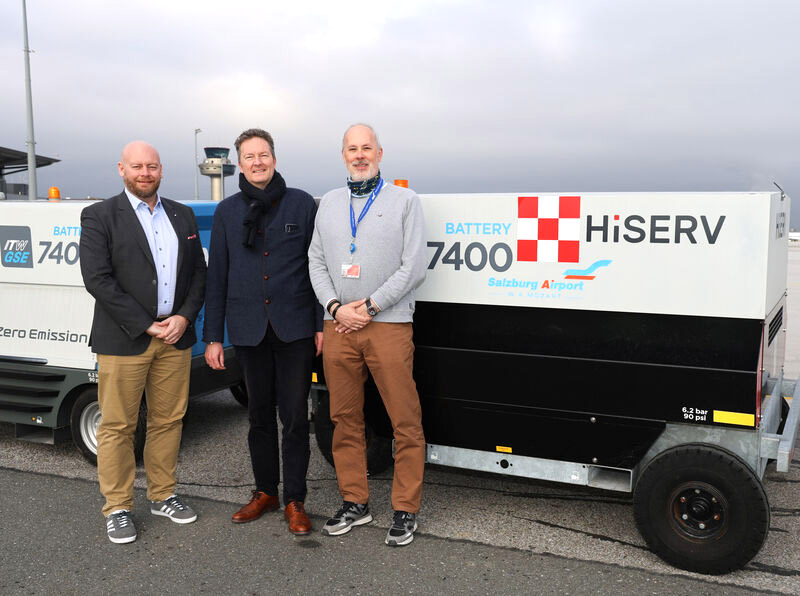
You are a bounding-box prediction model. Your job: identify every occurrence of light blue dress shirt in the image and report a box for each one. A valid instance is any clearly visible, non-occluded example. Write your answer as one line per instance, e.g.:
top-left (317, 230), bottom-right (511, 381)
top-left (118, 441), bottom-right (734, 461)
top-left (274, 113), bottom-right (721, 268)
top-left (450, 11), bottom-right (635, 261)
top-left (125, 189), bottom-right (179, 317)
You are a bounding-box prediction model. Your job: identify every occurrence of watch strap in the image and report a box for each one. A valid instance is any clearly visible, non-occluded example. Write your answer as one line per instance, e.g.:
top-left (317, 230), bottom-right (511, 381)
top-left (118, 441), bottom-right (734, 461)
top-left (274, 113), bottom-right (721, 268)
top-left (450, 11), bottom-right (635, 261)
top-left (327, 299), bottom-right (341, 316)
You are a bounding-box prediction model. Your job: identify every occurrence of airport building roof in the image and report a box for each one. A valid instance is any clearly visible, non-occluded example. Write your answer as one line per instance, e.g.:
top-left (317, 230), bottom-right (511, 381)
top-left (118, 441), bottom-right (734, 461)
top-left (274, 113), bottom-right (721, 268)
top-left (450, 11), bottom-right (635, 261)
top-left (0, 146), bottom-right (60, 178)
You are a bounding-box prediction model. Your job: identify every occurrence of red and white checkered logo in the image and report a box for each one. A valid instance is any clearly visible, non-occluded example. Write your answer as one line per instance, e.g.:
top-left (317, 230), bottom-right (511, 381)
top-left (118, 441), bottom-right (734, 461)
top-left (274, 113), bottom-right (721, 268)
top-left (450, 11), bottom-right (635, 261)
top-left (517, 195), bottom-right (580, 263)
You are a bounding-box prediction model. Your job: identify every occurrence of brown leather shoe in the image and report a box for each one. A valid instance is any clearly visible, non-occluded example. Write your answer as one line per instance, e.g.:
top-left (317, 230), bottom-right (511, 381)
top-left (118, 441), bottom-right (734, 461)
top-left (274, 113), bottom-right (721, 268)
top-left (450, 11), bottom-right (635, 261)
top-left (232, 490), bottom-right (279, 523)
top-left (285, 501), bottom-right (312, 535)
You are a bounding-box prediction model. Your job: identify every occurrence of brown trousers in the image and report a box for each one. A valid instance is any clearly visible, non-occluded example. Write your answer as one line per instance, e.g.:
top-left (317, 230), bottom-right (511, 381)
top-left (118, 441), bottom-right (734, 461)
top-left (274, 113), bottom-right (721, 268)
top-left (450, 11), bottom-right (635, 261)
top-left (96, 337), bottom-right (190, 516)
top-left (323, 321), bottom-right (425, 513)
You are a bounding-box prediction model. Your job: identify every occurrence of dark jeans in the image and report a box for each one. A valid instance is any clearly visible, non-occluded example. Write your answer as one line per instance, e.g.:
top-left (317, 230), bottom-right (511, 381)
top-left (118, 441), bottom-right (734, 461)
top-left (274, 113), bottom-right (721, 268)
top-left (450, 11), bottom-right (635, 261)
top-left (235, 325), bottom-right (313, 504)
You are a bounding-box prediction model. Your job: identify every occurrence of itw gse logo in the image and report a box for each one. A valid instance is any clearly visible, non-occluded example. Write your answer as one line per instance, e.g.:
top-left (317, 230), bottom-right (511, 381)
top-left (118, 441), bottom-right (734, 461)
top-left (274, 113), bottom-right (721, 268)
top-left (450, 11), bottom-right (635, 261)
top-left (0, 226), bottom-right (34, 268)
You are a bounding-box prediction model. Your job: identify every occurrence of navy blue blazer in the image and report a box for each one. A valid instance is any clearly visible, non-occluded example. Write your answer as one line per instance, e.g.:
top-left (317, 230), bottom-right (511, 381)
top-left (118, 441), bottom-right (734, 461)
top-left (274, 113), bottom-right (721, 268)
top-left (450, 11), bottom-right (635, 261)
top-left (203, 187), bottom-right (323, 346)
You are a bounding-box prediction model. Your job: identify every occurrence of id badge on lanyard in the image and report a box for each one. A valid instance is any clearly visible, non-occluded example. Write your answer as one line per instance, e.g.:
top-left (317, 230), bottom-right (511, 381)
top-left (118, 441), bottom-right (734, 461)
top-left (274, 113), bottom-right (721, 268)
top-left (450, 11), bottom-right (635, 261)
top-left (341, 263), bottom-right (361, 278)
top-left (341, 179), bottom-right (384, 279)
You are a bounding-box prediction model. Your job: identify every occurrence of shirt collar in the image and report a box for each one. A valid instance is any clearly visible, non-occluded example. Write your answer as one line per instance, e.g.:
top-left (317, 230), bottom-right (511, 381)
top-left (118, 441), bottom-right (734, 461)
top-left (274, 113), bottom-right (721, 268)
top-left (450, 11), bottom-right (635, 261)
top-left (124, 187), bottom-right (161, 213)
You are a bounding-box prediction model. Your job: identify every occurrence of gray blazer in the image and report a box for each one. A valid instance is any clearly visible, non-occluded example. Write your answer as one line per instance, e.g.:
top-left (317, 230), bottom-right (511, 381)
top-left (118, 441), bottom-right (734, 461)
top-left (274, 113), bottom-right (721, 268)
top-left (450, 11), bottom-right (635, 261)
top-left (79, 192), bottom-right (207, 355)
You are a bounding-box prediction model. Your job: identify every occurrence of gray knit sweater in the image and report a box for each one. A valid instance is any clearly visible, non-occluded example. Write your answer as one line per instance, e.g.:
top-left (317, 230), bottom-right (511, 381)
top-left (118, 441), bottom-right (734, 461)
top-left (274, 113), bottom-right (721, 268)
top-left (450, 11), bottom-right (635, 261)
top-left (308, 182), bottom-right (427, 323)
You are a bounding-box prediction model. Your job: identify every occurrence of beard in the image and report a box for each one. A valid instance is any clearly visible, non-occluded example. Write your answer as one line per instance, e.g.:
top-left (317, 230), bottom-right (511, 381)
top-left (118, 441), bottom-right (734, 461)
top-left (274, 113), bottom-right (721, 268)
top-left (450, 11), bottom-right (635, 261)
top-left (124, 175), bottom-right (161, 200)
top-left (348, 161), bottom-right (379, 182)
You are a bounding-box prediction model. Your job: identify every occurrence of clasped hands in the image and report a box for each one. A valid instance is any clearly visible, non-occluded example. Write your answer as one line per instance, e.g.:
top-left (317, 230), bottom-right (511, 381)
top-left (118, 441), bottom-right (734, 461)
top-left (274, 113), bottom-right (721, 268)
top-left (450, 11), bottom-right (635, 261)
top-left (334, 299), bottom-right (373, 334)
top-left (146, 314), bottom-right (189, 345)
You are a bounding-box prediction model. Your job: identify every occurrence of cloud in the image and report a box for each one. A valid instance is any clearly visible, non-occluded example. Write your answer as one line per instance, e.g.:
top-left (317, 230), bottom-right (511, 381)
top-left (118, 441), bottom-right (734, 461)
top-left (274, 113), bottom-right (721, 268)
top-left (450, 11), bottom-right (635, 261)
top-left (1, 0), bottom-right (798, 225)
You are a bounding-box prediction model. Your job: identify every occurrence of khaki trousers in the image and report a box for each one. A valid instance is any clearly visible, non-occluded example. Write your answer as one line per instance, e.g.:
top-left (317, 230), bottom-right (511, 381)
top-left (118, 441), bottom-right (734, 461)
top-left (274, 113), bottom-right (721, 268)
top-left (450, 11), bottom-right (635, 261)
top-left (96, 337), bottom-right (191, 516)
top-left (323, 321), bottom-right (425, 513)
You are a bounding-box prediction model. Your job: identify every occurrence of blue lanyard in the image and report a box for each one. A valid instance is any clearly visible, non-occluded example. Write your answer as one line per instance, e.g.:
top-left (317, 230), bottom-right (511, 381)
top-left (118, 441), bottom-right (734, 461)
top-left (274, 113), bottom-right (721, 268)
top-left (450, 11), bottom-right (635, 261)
top-left (349, 178), bottom-right (384, 253)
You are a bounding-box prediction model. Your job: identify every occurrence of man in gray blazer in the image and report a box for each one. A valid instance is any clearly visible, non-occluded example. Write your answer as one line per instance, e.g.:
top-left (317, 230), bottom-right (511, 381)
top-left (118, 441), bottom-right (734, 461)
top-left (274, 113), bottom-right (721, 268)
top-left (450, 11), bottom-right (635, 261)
top-left (80, 141), bottom-right (207, 544)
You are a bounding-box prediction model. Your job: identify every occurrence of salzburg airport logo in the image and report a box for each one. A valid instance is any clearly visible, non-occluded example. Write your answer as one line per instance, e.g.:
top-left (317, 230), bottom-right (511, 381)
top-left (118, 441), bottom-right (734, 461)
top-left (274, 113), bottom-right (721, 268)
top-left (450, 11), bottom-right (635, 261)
top-left (517, 195), bottom-right (580, 263)
top-left (0, 226), bottom-right (33, 268)
top-left (563, 259), bottom-right (611, 280)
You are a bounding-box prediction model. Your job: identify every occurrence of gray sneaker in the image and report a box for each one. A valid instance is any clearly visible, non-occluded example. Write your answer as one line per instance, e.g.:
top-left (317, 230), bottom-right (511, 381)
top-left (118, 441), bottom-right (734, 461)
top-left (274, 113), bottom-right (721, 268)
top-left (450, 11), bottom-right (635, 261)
top-left (150, 495), bottom-right (197, 524)
top-left (385, 510), bottom-right (417, 546)
top-left (321, 501), bottom-right (372, 536)
top-left (106, 510), bottom-right (137, 544)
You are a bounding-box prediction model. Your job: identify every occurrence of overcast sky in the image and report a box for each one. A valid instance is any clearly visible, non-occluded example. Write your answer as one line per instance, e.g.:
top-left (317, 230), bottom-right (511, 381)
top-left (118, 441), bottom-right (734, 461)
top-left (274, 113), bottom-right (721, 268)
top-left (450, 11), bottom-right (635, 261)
top-left (3, 1), bottom-right (799, 223)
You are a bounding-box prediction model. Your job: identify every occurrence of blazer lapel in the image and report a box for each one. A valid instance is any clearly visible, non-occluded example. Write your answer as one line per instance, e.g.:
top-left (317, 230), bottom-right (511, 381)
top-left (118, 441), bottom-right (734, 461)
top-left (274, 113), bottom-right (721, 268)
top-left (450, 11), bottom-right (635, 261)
top-left (117, 193), bottom-right (156, 270)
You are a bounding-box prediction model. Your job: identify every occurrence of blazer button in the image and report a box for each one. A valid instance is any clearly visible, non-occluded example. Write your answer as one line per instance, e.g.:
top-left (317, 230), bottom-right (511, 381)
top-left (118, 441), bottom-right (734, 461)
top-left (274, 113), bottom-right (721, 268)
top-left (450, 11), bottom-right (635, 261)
top-left (265, 299), bottom-right (271, 304)
top-left (152, 279), bottom-right (157, 285)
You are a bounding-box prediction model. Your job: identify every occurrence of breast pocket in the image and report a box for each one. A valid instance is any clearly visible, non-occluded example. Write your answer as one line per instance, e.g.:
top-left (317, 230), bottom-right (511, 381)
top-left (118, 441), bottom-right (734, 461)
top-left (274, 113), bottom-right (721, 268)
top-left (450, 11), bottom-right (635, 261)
top-left (273, 222), bottom-right (304, 246)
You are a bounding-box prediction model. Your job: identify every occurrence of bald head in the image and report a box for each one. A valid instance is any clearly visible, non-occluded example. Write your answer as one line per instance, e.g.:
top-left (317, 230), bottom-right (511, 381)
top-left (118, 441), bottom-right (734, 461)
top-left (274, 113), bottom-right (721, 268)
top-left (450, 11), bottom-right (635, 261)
top-left (120, 140), bottom-right (161, 165)
top-left (342, 124), bottom-right (381, 151)
top-left (118, 140), bottom-right (163, 203)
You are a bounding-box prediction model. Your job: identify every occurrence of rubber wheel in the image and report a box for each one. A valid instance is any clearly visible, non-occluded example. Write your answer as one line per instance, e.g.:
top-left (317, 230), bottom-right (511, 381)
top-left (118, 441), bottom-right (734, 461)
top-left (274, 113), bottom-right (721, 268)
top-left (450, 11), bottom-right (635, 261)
top-left (314, 388), bottom-right (394, 475)
top-left (230, 382), bottom-right (249, 408)
top-left (633, 444), bottom-right (770, 574)
top-left (70, 387), bottom-right (147, 466)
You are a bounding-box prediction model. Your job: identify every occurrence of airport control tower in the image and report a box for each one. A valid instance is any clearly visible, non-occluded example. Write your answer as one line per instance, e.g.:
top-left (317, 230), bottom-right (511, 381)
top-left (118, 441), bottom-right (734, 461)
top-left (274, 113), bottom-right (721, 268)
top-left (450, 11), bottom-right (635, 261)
top-left (198, 147), bottom-right (236, 202)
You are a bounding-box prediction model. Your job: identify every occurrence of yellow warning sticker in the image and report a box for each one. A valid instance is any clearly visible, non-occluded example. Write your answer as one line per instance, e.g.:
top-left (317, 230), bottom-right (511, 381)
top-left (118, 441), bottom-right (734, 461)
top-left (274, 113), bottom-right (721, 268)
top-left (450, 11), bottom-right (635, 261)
top-left (713, 410), bottom-right (755, 427)
top-left (311, 372), bottom-right (318, 383)
top-left (496, 445), bottom-right (512, 453)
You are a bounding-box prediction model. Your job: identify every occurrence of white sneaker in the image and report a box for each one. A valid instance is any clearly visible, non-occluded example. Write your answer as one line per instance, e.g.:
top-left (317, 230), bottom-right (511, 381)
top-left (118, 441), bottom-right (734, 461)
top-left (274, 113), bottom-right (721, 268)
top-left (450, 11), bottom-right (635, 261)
top-left (150, 495), bottom-right (197, 524)
top-left (106, 510), bottom-right (137, 544)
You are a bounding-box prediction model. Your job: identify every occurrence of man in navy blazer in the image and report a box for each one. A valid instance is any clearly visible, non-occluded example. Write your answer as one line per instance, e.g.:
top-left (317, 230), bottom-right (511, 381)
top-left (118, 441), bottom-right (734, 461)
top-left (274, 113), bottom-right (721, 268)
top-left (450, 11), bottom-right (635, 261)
top-left (203, 128), bottom-right (322, 535)
top-left (80, 141), bottom-right (207, 544)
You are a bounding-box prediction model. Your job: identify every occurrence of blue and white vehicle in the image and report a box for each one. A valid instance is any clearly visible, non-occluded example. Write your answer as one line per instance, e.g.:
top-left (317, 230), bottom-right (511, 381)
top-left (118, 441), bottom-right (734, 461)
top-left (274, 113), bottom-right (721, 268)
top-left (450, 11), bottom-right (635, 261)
top-left (0, 199), bottom-right (244, 464)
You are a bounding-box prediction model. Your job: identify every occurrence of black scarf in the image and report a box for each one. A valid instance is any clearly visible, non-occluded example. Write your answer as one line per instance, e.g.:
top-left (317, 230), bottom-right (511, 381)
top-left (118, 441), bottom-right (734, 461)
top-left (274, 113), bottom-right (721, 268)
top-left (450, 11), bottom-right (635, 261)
top-left (347, 171), bottom-right (381, 196)
top-left (239, 171), bottom-right (287, 248)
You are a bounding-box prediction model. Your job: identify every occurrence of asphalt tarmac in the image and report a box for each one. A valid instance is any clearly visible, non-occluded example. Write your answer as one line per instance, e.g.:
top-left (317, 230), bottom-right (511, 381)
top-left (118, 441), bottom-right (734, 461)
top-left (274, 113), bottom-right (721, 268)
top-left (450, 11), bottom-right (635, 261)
top-left (2, 379), bottom-right (798, 594)
top-left (2, 250), bottom-right (800, 595)
top-left (2, 467), bottom-right (771, 596)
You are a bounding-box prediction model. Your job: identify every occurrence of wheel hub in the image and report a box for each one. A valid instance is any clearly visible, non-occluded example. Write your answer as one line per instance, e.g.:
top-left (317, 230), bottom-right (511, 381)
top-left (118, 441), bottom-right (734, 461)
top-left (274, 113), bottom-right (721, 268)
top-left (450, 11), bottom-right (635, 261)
top-left (670, 482), bottom-right (727, 539)
top-left (79, 402), bottom-right (102, 455)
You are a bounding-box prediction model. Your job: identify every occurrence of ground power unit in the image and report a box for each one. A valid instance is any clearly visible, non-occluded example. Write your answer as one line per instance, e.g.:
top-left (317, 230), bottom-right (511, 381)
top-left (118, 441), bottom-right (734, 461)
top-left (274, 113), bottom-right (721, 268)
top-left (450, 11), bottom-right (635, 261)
top-left (312, 190), bottom-right (798, 574)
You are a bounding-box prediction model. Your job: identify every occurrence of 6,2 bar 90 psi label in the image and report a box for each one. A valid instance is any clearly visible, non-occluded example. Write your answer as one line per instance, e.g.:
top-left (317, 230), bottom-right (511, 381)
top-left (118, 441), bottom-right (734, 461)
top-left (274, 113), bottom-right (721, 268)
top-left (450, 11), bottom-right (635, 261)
top-left (681, 406), bottom-right (708, 422)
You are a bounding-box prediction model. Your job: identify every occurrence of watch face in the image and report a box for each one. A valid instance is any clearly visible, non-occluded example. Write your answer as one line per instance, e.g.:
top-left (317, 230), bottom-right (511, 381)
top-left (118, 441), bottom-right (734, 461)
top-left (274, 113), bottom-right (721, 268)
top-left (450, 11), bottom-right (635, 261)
top-left (368, 307), bottom-right (377, 316)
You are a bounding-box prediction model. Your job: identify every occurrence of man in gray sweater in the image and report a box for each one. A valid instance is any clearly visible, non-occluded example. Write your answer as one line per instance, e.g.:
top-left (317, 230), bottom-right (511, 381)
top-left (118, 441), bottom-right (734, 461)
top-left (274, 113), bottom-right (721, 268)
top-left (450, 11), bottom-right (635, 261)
top-left (308, 123), bottom-right (427, 546)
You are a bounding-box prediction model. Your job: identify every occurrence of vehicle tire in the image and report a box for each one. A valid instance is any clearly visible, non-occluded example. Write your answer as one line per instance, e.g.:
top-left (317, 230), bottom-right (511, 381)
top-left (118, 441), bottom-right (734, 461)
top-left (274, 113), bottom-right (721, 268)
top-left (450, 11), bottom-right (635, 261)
top-left (633, 443), bottom-right (770, 574)
top-left (230, 382), bottom-right (249, 408)
top-left (70, 387), bottom-right (147, 466)
top-left (314, 388), bottom-right (394, 475)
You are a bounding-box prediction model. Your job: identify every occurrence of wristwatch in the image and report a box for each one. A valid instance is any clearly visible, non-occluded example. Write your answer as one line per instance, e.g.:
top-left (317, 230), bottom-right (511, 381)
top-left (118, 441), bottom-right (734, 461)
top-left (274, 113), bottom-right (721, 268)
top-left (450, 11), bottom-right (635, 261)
top-left (365, 298), bottom-right (378, 317)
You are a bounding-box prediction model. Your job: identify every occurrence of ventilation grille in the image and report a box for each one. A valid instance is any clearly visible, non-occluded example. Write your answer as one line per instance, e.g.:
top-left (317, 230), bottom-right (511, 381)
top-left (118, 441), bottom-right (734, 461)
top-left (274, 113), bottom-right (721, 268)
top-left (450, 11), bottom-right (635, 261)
top-left (768, 307), bottom-right (783, 346)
